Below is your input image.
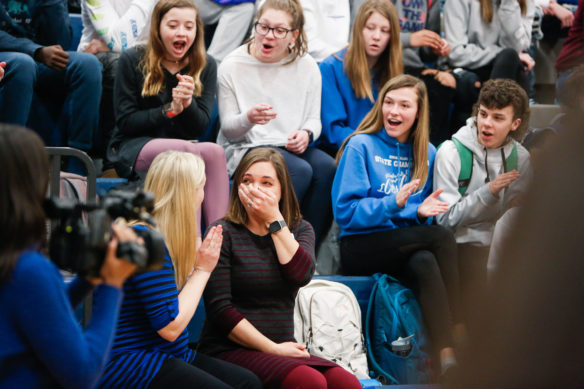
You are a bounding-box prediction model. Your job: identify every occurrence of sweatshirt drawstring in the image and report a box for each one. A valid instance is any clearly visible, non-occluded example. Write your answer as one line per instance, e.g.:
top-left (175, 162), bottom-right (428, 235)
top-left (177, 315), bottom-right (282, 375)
top-left (484, 147), bottom-right (490, 183)
top-left (484, 147), bottom-right (509, 183)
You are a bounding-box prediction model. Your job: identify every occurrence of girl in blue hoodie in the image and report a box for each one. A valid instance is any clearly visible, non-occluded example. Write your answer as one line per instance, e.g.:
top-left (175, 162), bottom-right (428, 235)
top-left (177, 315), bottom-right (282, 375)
top-left (332, 74), bottom-right (463, 378)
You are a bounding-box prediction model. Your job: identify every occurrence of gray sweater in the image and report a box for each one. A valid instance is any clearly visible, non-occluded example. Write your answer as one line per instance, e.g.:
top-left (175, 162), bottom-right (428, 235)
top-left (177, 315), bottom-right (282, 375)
top-left (433, 118), bottom-right (532, 246)
top-left (444, 0), bottom-right (535, 68)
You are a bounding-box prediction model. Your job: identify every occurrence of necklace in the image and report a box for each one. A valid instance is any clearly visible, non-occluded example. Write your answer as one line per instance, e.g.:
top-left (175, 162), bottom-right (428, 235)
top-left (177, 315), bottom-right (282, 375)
top-left (163, 57), bottom-right (183, 65)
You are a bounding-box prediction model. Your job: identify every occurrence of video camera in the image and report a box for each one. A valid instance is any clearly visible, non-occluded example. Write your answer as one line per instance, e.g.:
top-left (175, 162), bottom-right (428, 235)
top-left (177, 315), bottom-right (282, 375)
top-left (44, 190), bottom-right (165, 277)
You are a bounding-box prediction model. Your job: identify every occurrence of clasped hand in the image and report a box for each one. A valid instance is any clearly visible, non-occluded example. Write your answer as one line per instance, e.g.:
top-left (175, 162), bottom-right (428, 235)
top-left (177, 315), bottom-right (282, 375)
top-left (36, 45), bottom-right (69, 71)
top-left (170, 74), bottom-right (195, 115)
top-left (285, 130), bottom-right (309, 154)
top-left (410, 30), bottom-right (450, 57)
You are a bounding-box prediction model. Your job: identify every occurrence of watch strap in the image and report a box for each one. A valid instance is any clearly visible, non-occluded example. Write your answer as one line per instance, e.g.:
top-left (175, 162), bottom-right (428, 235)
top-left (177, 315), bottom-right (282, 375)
top-left (268, 220), bottom-right (287, 234)
top-left (163, 102), bottom-right (177, 118)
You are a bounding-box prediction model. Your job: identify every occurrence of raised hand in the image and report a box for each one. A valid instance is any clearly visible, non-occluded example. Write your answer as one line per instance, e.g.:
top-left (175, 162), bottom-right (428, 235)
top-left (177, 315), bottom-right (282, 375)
top-left (396, 179), bottom-right (420, 208)
top-left (195, 225), bottom-right (223, 273)
top-left (417, 189), bottom-right (449, 218)
top-left (35, 45), bottom-right (69, 71)
top-left (246, 103), bottom-right (277, 125)
top-left (489, 170), bottom-right (520, 196)
top-left (238, 183), bottom-right (282, 224)
top-left (285, 130), bottom-right (309, 154)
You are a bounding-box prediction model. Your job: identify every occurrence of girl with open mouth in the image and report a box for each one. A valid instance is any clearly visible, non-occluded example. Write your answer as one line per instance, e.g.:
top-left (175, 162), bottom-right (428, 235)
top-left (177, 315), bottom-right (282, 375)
top-left (332, 74), bottom-right (465, 384)
top-left (215, 0), bottom-right (336, 250)
top-left (107, 0), bottom-right (230, 248)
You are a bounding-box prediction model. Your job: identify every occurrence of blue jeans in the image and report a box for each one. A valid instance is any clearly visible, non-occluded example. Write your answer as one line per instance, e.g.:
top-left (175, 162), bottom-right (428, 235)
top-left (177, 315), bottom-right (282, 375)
top-left (0, 51), bottom-right (102, 150)
top-left (276, 147), bottom-right (336, 247)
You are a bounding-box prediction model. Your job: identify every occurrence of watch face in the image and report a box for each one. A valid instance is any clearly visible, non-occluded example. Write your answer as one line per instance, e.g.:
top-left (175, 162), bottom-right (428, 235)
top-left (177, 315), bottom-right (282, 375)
top-left (269, 220), bottom-right (285, 233)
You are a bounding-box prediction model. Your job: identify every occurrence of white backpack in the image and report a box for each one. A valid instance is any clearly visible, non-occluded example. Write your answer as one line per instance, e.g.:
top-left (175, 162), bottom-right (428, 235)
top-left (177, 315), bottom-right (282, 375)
top-left (294, 279), bottom-right (370, 379)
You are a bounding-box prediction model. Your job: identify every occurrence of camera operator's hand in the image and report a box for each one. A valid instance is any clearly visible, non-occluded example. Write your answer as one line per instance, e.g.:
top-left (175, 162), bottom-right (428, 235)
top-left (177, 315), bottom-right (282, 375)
top-left (195, 225), bottom-right (223, 274)
top-left (97, 223), bottom-right (140, 288)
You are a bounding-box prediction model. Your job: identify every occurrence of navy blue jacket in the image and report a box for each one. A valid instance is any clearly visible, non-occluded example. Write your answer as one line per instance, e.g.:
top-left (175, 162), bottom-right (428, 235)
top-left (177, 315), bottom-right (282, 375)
top-left (0, 0), bottom-right (72, 57)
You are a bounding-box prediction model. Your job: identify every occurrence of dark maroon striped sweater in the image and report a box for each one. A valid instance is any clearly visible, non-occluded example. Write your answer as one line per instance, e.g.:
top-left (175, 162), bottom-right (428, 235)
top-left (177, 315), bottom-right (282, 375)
top-left (198, 220), bottom-right (339, 386)
top-left (199, 219), bottom-right (317, 354)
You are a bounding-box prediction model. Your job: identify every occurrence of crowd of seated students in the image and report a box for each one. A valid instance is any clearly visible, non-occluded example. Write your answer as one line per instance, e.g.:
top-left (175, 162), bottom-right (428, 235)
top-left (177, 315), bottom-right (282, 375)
top-left (1, 0), bottom-right (582, 386)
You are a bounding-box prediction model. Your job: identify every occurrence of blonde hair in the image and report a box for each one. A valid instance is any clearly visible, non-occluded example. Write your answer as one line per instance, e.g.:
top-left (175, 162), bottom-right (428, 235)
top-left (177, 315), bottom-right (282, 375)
top-left (479, 0), bottom-right (527, 23)
top-left (225, 148), bottom-right (302, 230)
top-left (251, 0), bottom-right (308, 64)
top-left (337, 75), bottom-right (431, 187)
top-left (144, 151), bottom-right (206, 289)
top-left (141, 0), bottom-right (206, 97)
top-left (345, 0), bottom-right (403, 102)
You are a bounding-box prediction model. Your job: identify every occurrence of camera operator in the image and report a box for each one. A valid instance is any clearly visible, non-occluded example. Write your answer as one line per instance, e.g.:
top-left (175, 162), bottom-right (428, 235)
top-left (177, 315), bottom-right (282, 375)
top-left (0, 125), bottom-right (139, 388)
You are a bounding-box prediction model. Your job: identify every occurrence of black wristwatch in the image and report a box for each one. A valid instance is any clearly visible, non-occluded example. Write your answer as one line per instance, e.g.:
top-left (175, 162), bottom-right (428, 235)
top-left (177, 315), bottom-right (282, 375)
top-left (303, 129), bottom-right (314, 143)
top-left (268, 220), bottom-right (287, 234)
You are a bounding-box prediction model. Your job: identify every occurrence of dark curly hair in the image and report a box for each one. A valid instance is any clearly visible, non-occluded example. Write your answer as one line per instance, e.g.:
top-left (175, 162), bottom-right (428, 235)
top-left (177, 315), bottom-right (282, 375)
top-left (473, 79), bottom-right (530, 141)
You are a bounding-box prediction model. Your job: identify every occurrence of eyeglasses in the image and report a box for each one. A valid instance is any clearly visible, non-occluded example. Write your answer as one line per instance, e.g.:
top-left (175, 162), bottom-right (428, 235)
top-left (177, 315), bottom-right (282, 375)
top-left (254, 22), bottom-right (294, 39)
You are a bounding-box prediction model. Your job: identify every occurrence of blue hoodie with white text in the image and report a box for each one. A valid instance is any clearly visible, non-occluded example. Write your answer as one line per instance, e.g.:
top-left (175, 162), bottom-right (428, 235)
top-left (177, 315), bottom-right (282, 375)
top-left (332, 129), bottom-right (436, 238)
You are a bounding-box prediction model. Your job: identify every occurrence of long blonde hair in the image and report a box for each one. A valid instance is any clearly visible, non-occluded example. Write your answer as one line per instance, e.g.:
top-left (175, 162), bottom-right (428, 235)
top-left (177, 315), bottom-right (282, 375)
top-left (141, 0), bottom-right (206, 97)
top-left (480, 0), bottom-right (527, 23)
top-left (337, 75), bottom-right (431, 187)
top-left (144, 151), bottom-right (206, 289)
top-left (345, 0), bottom-right (403, 102)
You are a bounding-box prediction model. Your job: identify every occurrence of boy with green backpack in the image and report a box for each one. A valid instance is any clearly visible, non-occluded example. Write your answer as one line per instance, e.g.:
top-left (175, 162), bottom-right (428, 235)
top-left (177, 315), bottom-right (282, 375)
top-left (433, 79), bottom-right (532, 336)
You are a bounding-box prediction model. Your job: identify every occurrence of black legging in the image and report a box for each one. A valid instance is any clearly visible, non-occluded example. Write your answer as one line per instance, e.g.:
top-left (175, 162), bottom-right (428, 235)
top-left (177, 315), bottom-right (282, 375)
top-left (473, 47), bottom-right (527, 88)
top-left (149, 352), bottom-right (262, 389)
top-left (340, 225), bottom-right (461, 351)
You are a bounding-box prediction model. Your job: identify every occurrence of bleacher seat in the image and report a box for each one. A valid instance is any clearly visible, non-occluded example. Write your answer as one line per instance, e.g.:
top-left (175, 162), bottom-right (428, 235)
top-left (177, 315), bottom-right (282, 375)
top-left (528, 104), bottom-right (563, 129)
top-left (70, 13), bottom-right (83, 51)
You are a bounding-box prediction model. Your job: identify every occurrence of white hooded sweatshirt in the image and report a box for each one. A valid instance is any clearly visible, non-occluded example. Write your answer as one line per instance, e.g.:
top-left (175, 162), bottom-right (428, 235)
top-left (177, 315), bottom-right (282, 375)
top-left (433, 117), bottom-right (532, 246)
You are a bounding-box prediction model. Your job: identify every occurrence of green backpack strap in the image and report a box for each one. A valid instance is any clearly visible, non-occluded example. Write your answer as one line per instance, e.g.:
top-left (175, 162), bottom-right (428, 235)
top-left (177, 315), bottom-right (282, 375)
top-left (451, 138), bottom-right (473, 196)
top-left (505, 145), bottom-right (518, 172)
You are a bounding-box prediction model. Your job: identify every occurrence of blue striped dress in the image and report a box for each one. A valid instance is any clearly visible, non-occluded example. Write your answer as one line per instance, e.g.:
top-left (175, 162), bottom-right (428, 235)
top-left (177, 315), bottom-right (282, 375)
top-left (97, 230), bottom-right (195, 388)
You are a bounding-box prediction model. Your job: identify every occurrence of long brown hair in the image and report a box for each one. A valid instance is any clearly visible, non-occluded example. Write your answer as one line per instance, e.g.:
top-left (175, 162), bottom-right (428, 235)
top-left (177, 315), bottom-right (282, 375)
top-left (345, 0), bottom-right (403, 102)
top-left (251, 0), bottom-right (308, 64)
top-left (225, 148), bottom-right (302, 230)
top-left (480, 0), bottom-right (527, 23)
top-left (337, 75), bottom-right (431, 187)
top-left (144, 151), bottom-right (206, 290)
top-left (0, 125), bottom-right (49, 282)
top-left (141, 0), bottom-right (206, 97)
